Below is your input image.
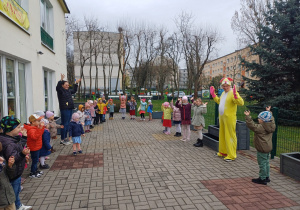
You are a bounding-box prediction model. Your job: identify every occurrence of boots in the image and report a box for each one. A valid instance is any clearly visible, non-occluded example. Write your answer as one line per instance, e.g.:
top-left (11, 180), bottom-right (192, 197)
top-left (193, 138), bottom-right (203, 147)
top-left (177, 132), bottom-right (181, 137)
top-left (174, 132), bottom-right (178, 136)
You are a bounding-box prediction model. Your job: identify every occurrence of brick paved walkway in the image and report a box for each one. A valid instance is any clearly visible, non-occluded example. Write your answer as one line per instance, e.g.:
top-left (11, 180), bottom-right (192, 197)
top-left (20, 114), bottom-right (300, 210)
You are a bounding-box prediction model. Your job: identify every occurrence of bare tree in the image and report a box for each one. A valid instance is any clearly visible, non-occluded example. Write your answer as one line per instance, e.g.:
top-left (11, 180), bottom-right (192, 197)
top-left (231, 0), bottom-right (269, 46)
top-left (166, 32), bottom-right (182, 96)
top-left (65, 17), bottom-right (77, 85)
top-left (73, 21), bottom-right (90, 100)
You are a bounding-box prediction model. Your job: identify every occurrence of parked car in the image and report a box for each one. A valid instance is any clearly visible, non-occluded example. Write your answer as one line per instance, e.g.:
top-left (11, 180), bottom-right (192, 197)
top-left (190, 91), bottom-right (202, 98)
top-left (111, 90), bottom-right (123, 95)
top-left (167, 91), bottom-right (185, 98)
top-left (147, 91), bottom-right (161, 96)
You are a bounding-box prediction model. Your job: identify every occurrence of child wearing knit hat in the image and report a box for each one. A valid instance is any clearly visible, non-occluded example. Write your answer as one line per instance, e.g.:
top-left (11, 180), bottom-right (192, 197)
top-left (46, 111), bottom-right (65, 149)
top-left (176, 96), bottom-right (193, 141)
top-left (139, 99), bottom-right (147, 121)
top-left (69, 113), bottom-right (85, 155)
top-left (244, 106), bottom-right (276, 185)
top-left (147, 100), bottom-right (153, 121)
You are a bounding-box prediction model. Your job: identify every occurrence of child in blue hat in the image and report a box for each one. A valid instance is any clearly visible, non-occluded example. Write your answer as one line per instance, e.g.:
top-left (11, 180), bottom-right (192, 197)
top-left (244, 106), bottom-right (276, 185)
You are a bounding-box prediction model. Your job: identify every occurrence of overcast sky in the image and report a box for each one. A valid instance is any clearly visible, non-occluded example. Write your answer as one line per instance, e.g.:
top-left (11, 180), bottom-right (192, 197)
top-left (65, 0), bottom-right (242, 61)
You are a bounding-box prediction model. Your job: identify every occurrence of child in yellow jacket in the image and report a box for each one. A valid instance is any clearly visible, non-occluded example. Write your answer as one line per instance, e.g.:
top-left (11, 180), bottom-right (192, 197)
top-left (96, 98), bottom-right (108, 124)
top-left (161, 102), bottom-right (173, 135)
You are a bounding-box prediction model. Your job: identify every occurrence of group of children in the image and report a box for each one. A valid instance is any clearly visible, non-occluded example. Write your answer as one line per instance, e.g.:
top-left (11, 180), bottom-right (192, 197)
top-left (161, 96), bottom-right (207, 147)
top-left (0, 110), bottom-right (64, 210)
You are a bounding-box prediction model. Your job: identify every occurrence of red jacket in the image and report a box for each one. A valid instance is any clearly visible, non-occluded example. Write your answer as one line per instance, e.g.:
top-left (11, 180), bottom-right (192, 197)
top-left (24, 124), bottom-right (45, 151)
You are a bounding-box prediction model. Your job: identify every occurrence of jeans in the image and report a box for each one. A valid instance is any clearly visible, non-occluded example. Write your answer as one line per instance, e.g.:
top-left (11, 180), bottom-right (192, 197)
top-left (30, 150), bottom-right (40, 173)
top-left (60, 109), bottom-right (73, 140)
top-left (257, 152), bottom-right (270, 179)
top-left (10, 176), bottom-right (21, 209)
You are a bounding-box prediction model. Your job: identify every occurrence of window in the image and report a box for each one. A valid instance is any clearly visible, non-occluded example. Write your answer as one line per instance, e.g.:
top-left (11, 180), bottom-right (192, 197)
top-left (6, 59), bottom-right (16, 117)
top-left (44, 70), bottom-right (54, 111)
top-left (15, 0), bottom-right (29, 12)
top-left (252, 60), bottom-right (256, 63)
top-left (227, 59), bottom-right (229, 63)
top-left (18, 63), bottom-right (27, 123)
top-left (40, 0), bottom-right (54, 50)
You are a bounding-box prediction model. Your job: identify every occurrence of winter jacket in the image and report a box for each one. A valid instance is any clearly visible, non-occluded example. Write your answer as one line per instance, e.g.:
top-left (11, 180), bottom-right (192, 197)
top-left (161, 105), bottom-right (173, 120)
top-left (77, 110), bottom-right (86, 125)
top-left (191, 104), bottom-right (207, 127)
top-left (0, 134), bottom-right (26, 181)
top-left (175, 100), bottom-right (192, 121)
top-left (49, 119), bottom-right (61, 138)
top-left (24, 124), bottom-right (45, 151)
top-left (96, 102), bottom-right (109, 114)
top-left (39, 130), bottom-right (52, 157)
top-left (245, 115), bottom-right (276, 153)
top-left (69, 121), bottom-right (84, 137)
top-left (56, 80), bottom-right (78, 110)
top-left (119, 95), bottom-right (128, 109)
top-left (107, 104), bottom-right (116, 113)
top-left (0, 164), bottom-right (16, 208)
top-left (84, 110), bottom-right (92, 121)
top-left (128, 101), bottom-right (137, 110)
top-left (140, 101), bottom-right (147, 111)
top-left (170, 101), bottom-right (181, 122)
top-left (89, 101), bottom-right (97, 117)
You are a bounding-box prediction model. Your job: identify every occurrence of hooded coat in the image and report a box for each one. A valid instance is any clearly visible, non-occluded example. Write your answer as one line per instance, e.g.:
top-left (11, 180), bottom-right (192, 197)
top-left (23, 124), bottom-right (45, 151)
top-left (245, 115), bottom-right (276, 153)
top-left (0, 134), bottom-right (26, 181)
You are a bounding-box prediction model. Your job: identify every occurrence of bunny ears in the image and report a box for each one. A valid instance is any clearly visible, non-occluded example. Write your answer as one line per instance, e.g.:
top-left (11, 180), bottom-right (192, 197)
top-left (220, 77), bottom-right (233, 86)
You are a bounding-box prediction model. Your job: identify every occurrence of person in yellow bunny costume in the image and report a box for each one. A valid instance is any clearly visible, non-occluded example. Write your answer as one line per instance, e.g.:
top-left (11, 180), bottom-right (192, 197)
top-left (210, 78), bottom-right (244, 162)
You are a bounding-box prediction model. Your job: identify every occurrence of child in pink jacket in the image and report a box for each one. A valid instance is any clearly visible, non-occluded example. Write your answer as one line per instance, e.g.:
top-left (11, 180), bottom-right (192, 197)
top-left (171, 99), bottom-right (182, 137)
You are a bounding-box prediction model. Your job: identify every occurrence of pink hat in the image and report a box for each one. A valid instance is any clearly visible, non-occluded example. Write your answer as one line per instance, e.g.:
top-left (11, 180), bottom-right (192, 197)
top-left (142, 99), bottom-right (146, 102)
top-left (163, 102), bottom-right (170, 107)
top-left (121, 95), bottom-right (126, 100)
top-left (46, 111), bottom-right (54, 118)
top-left (72, 113), bottom-right (79, 121)
top-left (182, 96), bottom-right (188, 101)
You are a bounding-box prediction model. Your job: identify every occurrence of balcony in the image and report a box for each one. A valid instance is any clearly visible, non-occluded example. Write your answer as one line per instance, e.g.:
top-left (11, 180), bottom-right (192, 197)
top-left (41, 27), bottom-right (53, 50)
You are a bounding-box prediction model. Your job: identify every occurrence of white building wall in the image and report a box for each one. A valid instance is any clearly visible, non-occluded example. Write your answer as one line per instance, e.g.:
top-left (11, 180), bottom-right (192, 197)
top-left (0, 0), bottom-right (68, 122)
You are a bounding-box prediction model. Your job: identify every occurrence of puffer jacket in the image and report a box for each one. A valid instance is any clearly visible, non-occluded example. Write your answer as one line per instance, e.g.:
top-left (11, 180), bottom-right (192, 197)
top-left (119, 95), bottom-right (128, 109)
top-left (48, 119), bottom-right (61, 138)
top-left (0, 134), bottom-right (26, 181)
top-left (161, 105), bottom-right (173, 120)
top-left (96, 102), bottom-right (109, 114)
top-left (69, 121), bottom-right (84, 137)
top-left (39, 130), bottom-right (52, 157)
top-left (56, 80), bottom-right (78, 110)
top-left (191, 104), bottom-right (207, 127)
top-left (0, 164), bottom-right (16, 208)
top-left (175, 100), bottom-right (192, 121)
top-left (170, 101), bottom-right (181, 122)
top-left (245, 115), bottom-right (276, 153)
top-left (23, 124), bottom-right (45, 151)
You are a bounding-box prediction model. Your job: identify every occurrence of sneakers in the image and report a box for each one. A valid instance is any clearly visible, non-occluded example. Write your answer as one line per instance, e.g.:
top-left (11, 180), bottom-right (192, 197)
top-left (180, 138), bottom-right (186, 142)
top-left (265, 177), bottom-right (271, 183)
top-left (17, 204), bottom-right (32, 210)
top-left (90, 125), bottom-right (94, 129)
top-left (39, 164), bottom-right (50, 169)
top-left (252, 177), bottom-right (267, 185)
top-left (37, 170), bottom-right (44, 175)
top-left (224, 158), bottom-right (234, 162)
top-left (165, 131), bottom-right (170, 135)
top-left (29, 172), bottom-right (41, 178)
top-left (63, 141), bottom-right (71, 145)
top-left (73, 152), bottom-right (77, 156)
top-left (78, 150), bottom-right (83, 154)
top-left (174, 132), bottom-right (178, 136)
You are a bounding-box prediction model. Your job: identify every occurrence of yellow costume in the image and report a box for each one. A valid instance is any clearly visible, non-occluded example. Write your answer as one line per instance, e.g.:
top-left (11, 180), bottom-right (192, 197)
top-left (211, 78), bottom-right (244, 161)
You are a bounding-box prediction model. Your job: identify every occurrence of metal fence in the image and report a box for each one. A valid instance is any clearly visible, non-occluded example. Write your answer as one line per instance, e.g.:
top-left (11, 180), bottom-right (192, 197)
top-left (202, 100), bottom-right (300, 158)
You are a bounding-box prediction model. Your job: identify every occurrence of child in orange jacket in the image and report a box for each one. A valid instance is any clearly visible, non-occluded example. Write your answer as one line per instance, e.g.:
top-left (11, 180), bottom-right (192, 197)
top-left (24, 114), bottom-right (45, 178)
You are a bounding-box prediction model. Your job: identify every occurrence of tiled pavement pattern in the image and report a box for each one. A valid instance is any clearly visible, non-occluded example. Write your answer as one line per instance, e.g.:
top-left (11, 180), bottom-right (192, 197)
top-left (50, 153), bottom-right (104, 170)
top-left (201, 178), bottom-right (299, 210)
top-left (20, 114), bottom-right (300, 210)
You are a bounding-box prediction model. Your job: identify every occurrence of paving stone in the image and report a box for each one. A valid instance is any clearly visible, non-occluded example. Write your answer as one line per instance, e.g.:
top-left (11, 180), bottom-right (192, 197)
top-left (19, 114), bottom-right (300, 209)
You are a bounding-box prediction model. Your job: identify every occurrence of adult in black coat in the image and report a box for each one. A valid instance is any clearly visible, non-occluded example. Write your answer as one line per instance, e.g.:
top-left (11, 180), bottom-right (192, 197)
top-left (56, 74), bottom-right (81, 144)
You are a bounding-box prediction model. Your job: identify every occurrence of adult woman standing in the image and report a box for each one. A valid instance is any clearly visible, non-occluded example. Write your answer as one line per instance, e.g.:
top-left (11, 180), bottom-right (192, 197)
top-left (56, 74), bottom-right (81, 145)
